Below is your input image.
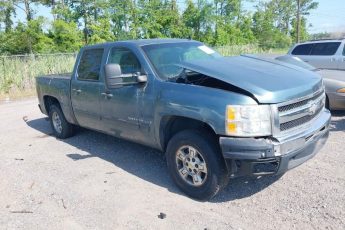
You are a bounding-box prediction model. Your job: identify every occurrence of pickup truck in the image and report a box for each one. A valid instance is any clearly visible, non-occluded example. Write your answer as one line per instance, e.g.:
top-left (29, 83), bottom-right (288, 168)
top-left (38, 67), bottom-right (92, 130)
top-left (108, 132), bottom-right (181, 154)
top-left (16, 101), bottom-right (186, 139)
top-left (36, 39), bottom-right (331, 200)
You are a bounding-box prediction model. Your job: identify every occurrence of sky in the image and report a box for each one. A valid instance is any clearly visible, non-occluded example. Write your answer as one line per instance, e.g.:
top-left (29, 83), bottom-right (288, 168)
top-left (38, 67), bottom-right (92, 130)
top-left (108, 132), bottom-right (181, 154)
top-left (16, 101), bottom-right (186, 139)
top-left (13, 0), bottom-right (345, 34)
top-left (306, 0), bottom-right (345, 33)
top-left (245, 0), bottom-right (345, 33)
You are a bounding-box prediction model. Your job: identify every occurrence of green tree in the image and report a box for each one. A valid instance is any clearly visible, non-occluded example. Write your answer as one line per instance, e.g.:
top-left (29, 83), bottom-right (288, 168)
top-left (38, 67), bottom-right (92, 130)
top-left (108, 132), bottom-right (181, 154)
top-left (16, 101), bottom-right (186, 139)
top-left (182, 0), bottom-right (214, 42)
top-left (49, 19), bottom-right (83, 52)
top-left (0, 23), bottom-right (30, 54)
top-left (26, 17), bottom-right (55, 53)
top-left (13, 0), bottom-right (54, 22)
top-left (291, 17), bottom-right (309, 42)
top-left (0, 1), bottom-right (15, 32)
top-left (0, 0), bottom-right (319, 55)
top-left (182, 0), bottom-right (199, 39)
top-left (0, 17), bottom-right (54, 54)
top-left (159, 0), bottom-right (184, 38)
top-left (137, 0), bottom-right (164, 38)
top-left (109, 0), bottom-right (138, 39)
top-left (293, 0), bottom-right (318, 42)
top-left (252, 0), bottom-right (296, 49)
top-left (89, 17), bottom-right (116, 43)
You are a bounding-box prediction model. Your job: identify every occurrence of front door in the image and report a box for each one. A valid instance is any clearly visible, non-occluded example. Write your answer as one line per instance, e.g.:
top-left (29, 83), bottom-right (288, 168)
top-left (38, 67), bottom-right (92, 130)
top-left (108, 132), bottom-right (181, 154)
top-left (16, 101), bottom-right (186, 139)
top-left (71, 48), bottom-right (104, 130)
top-left (99, 46), bottom-right (145, 141)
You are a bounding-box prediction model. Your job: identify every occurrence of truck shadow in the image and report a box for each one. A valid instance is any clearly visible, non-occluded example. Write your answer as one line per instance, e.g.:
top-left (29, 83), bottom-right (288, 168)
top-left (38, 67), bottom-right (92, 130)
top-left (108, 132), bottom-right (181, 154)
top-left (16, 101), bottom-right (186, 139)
top-left (27, 117), bottom-right (282, 203)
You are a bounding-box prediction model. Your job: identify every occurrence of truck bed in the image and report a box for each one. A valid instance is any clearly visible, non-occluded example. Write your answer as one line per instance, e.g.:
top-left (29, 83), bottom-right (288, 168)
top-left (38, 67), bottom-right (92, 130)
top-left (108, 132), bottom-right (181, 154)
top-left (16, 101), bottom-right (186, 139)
top-left (36, 73), bottom-right (74, 121)
top-left (41, 73), bottom-right (72, 79)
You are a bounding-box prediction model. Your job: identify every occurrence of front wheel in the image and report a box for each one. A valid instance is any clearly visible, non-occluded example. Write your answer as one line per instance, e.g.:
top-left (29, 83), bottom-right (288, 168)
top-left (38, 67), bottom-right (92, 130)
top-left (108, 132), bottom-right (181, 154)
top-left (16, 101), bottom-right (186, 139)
top-left (166, 130), bottom-right (229, 200)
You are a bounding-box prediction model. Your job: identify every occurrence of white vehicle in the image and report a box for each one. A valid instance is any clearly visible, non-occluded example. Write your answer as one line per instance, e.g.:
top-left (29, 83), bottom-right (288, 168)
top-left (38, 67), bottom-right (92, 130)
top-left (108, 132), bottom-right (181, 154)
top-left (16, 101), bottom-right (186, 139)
top-left (287, 38), bottom-right (345, 70)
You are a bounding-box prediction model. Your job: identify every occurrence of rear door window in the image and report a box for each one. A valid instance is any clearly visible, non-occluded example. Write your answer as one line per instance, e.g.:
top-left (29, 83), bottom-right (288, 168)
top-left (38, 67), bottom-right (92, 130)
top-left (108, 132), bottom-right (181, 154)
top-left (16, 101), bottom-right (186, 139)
top-left (77, 48), bottom-right (104, 81)
top-left (291, 44), bottom-right (313, 55)
top-left (310, 42), bottom-right (341, 56)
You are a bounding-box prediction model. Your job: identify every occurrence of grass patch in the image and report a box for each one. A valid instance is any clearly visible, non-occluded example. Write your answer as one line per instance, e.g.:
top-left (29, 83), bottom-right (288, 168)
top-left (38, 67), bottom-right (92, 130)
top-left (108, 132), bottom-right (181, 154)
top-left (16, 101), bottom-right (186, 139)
top-left (215, 44), bottom-right (286, 56)
top-left (0, 53), bottom-right (76, 96)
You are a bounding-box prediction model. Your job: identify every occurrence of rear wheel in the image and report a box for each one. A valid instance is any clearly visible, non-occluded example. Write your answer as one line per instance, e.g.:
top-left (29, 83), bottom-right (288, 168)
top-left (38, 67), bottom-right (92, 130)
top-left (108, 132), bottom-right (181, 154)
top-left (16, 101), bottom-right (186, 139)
top-left (166, 130), bottom-right (229, 200)
top-left (49, 104), bottom-right (75, 139)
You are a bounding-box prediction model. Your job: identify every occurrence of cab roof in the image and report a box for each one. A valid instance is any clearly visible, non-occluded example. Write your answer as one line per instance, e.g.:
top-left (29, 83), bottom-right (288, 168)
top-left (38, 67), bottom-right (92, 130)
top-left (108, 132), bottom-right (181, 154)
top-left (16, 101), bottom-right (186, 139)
top-left (83, 38), bottom-right (198, 49)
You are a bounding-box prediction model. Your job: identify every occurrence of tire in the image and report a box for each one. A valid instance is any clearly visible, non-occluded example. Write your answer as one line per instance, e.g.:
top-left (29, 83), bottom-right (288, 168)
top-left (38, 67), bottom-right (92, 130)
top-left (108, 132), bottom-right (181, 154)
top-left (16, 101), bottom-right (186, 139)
top-left (49, 104), bottom-right (75, 139)
top-left (166, 130), bottom-right (229, 200)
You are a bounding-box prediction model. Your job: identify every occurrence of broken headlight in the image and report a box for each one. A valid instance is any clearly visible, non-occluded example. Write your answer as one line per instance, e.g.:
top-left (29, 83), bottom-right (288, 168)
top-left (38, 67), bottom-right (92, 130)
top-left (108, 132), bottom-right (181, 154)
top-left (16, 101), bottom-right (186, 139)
top-left (226, 105), bottom-right (272, 137)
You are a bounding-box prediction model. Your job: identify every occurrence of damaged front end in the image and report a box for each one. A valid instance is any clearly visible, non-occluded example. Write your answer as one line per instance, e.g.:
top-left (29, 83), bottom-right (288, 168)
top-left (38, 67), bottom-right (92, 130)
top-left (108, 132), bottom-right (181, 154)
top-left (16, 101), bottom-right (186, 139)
top-left (168, 68), bottom-right (256, 100)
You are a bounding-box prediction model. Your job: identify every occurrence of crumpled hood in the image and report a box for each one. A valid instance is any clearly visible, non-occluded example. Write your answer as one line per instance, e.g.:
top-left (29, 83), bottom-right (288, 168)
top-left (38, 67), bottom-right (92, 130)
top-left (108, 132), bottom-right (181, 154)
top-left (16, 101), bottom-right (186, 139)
top-left (178, 55), bottom-right (323, 104)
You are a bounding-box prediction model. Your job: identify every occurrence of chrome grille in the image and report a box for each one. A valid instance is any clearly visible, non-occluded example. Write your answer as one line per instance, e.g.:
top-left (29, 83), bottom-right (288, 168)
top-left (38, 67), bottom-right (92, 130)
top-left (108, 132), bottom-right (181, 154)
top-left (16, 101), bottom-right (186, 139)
top-left (280, 106), bottom-right (323, 131)
top-left (277, 90), bottom-right (325, 132)
top-left (278, 91), bottom-right (324, 113)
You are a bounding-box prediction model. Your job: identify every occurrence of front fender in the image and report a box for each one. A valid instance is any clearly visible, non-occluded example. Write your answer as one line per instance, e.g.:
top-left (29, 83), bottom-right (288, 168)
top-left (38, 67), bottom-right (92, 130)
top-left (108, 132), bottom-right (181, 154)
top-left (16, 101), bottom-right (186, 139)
top-left (153, 81), bottom-right (257, 148)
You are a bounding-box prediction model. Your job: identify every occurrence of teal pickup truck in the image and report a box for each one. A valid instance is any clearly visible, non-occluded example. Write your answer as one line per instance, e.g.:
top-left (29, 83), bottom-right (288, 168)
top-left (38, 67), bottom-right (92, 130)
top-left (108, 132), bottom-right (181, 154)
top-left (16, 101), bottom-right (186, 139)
top-left (36, 39), bottom-right (331, 200)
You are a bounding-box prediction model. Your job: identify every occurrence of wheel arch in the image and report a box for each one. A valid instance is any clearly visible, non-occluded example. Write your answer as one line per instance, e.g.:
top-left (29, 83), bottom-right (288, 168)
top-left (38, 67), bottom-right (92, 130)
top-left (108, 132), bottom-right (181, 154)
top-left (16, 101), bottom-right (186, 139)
top-left (159, 115), bottom-right (218, 152)
top-left (43, 95), bottom-right (61, 114)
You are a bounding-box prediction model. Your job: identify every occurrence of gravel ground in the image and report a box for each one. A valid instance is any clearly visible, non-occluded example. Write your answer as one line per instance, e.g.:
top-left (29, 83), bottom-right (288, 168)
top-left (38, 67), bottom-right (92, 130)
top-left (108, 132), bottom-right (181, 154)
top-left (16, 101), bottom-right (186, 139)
top-left (0, 99), bottom-right (344, 230)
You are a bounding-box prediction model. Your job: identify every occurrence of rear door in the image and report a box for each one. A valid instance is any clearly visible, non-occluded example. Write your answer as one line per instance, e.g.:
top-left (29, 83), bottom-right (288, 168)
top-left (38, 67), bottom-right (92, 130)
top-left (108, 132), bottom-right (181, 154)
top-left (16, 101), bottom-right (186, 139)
top-left (71, 48), bottom-right (105, 130)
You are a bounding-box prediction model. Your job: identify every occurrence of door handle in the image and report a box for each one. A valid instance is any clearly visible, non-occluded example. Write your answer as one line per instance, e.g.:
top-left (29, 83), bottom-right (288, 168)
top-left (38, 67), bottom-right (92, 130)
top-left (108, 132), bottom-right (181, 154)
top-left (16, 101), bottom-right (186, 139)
top-left (101, 92), bottom-right (113, 99)
top-left (331, 57), bottom-right (336, 62)
top-left (72, 89), bottom-right (82, 93)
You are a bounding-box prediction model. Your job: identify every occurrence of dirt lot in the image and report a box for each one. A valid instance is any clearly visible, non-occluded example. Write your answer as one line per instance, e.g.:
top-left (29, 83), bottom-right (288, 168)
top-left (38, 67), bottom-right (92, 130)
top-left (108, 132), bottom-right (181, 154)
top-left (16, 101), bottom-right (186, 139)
top-left (0, 99), bottom-right (344, 230)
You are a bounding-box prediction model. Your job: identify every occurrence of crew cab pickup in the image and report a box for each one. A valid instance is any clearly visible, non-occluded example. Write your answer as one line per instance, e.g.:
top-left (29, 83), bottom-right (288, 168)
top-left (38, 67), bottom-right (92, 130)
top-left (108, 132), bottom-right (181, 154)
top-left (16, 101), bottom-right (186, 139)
top-left (36, 39), bottom-right (331, 200)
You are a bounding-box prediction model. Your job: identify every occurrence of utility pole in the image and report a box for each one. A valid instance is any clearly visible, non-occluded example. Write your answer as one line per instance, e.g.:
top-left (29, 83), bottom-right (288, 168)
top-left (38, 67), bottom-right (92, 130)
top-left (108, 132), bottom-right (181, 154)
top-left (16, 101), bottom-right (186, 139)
top-left (296, 0), bottom-right (300, 43)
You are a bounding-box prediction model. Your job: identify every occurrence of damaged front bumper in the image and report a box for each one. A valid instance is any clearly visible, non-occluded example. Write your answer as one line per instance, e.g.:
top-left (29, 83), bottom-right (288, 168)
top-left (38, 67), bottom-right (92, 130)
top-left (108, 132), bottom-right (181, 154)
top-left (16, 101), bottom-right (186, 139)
top-left (219, 109), bottom-right (331, 177)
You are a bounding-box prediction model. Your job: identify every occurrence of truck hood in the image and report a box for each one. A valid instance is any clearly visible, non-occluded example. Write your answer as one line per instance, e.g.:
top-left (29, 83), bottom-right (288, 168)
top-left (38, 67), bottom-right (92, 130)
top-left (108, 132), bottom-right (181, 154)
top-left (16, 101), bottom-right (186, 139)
top-left (178, 55), bottom-right (322, 104)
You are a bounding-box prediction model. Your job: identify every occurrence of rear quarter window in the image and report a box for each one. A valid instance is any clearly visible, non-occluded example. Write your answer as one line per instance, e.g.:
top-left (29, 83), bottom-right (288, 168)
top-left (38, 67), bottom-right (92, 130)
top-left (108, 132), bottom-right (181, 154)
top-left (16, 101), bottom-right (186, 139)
top-left (310, 42), bottom-right (341, 56)
top-left (291, 44), bottom-right (313, 55)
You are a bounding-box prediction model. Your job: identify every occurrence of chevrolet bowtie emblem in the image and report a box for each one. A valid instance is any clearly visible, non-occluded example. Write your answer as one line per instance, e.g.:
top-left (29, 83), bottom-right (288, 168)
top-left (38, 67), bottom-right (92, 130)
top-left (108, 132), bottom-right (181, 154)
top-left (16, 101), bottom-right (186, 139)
top-left (308, 102), bottom-right (318, 115)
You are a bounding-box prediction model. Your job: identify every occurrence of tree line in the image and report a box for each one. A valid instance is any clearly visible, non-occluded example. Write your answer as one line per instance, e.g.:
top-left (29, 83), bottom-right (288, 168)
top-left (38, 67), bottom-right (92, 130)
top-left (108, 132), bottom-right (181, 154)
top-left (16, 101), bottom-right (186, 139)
top-left (0, 0), bottom-right (318, 55)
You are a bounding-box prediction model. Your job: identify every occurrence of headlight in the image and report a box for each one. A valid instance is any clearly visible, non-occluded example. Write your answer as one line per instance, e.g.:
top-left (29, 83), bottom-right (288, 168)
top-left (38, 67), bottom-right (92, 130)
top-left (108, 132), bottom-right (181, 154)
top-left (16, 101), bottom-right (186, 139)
top-left (226, 105), bottom-right (272, 136)
top-left (337, 88), bottom-right (345, 93)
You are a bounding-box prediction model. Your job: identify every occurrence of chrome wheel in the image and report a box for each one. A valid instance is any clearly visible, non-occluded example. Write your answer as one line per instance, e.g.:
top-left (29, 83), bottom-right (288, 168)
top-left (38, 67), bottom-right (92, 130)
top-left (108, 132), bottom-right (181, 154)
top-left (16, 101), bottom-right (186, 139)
top-left (175, 145), bottom-right (208, 187)
top-left (52, 112), bottom-right (62, 133)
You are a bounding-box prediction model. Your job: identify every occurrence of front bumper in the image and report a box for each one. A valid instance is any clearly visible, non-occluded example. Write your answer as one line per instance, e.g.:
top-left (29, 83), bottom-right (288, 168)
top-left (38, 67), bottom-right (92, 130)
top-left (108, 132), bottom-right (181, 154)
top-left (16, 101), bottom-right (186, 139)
top-left (219, 109), bottom-right (331, 177)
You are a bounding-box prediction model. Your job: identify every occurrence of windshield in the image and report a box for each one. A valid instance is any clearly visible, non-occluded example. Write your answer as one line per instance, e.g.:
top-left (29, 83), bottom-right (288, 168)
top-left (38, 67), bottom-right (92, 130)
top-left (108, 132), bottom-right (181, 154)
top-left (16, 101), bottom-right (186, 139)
top-left (142, 42), bottom-right (222, 80)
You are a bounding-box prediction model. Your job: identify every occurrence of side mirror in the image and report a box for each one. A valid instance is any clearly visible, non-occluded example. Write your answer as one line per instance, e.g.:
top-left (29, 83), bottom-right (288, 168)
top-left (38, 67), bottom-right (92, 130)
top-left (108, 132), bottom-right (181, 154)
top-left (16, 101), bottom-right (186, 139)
top-left (135, 72), bottom-right (148, 83)
top-left (104, 64), bottom-right (147, 88)
top-left (104, 63), bottom-right (123, 87)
